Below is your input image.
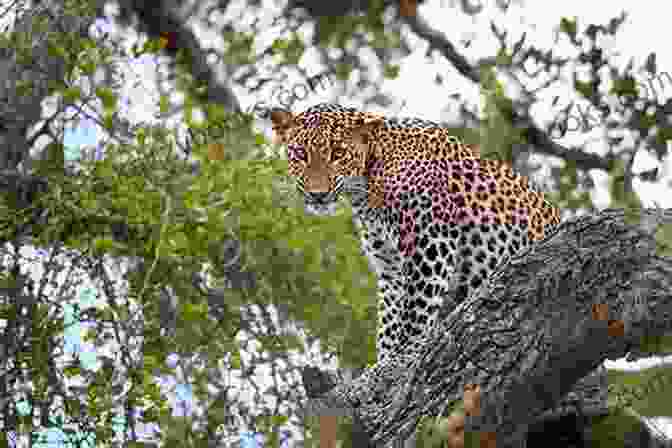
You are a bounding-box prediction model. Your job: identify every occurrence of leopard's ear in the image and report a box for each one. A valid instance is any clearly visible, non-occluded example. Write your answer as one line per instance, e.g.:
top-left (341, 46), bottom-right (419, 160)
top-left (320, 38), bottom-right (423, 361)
top-left (269, 108), bottom-right (296, 145)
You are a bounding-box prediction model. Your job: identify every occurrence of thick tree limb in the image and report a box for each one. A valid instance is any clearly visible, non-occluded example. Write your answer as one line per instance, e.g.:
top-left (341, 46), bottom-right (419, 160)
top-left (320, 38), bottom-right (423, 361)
top-left (303, 208), bottom-right (672, 446)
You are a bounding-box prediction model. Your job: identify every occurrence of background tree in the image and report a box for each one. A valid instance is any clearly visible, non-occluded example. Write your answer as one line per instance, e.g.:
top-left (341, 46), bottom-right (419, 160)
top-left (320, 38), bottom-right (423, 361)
top-left (0, 0), bottom-right (671, 447)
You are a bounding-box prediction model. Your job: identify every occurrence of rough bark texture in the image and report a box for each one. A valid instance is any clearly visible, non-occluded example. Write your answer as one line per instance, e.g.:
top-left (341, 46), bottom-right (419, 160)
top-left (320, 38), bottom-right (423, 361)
top-left (303, 208), bottom-right (672, 446)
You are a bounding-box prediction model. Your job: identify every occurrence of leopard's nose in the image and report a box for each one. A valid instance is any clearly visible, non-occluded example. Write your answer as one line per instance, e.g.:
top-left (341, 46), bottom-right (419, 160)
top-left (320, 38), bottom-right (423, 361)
top-left (308, 191), bottom-right (330, 203)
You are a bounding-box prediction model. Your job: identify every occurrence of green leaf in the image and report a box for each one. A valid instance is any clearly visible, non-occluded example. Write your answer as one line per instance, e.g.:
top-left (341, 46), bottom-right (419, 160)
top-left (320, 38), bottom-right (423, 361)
top-left (335, 63), bottom-right (353, 81)
top-left (159, 95), bottom-right (170, 114)
top-left (137, 128), bottom-right (146, 147)
top-left (609, 76), bottom-right (639, 98)
top-left (574, 80), bottom-right (594, 98)
top-left (654, 222), bottom-right (672, 256)
top-left (63, 364), bottom-right (81, 378)
top-left (495, 48), bottom-right (512, 66)
top-left (168, 231), bottom-right (189, 250)
top-left (143, 354), bottom-right (159, 372)
top-left (95, 87), bottom-right (118, 111)
top-left (79, 59), bottom-right (97, 75)
top-left (103, 112), bottom-right (114, 130)
top-left (271, 414), bottom-right (289, 426)
top-left (383, 64), bottom-right (400, 79)
top-left (230, 348), bottom-right (241, 369)
top-left (271, 38), bottom-right (289, 51)
top-left (182, 302), bottom-right (207, 321)
top-left (254, 132), bottom-right (267, 146)
top-left (15, 79), bottom-right (34, 97)
top-left (62, 86), bottom-right (83, 103)
top-left (47, 40), bottom-right (67, 58)
top-left (93, 237), bottom-right (114, 252)
top-left (560, 17), bottom-right (577, 38)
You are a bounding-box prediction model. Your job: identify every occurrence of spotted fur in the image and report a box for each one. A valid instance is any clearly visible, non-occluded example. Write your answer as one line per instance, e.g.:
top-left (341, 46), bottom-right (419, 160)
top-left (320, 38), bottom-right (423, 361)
top-left (270, 103), bottom-right (561, 364)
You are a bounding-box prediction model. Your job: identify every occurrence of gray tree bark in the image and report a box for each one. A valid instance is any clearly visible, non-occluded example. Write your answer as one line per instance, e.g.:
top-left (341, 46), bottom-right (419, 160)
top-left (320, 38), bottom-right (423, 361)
top-left (303, 208), bottom-right (672, 447)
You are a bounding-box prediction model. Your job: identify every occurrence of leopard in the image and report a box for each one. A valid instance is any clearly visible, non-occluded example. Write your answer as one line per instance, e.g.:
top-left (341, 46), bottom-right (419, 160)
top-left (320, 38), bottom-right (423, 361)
top-left (269, 103), bottom-right (605, 445)
top-left (270, 102), bottom-right (561, 360)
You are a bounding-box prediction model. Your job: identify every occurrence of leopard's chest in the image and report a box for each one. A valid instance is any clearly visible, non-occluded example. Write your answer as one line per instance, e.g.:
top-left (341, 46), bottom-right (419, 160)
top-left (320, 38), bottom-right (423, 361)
top-left (352, 212), bottom-right (403, 284)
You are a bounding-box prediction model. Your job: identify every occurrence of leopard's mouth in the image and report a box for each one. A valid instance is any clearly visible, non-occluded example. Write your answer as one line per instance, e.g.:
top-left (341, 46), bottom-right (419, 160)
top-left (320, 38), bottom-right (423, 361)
top-left (301, 188), bottom-right (341, 216)
top-left (304, 199), bottom-right (339, 216)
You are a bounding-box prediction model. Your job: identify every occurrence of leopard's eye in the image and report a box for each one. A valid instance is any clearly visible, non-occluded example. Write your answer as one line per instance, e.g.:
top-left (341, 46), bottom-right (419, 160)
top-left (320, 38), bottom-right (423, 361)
top-left (288, 144), bottom-right (307, 161)
top-left (330, 147), bottom-right (347, 162)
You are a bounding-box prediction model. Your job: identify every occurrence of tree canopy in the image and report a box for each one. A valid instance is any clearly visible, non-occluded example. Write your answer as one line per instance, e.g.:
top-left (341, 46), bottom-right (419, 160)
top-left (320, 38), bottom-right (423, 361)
top-left (0, 0), bottom-right (671, 447)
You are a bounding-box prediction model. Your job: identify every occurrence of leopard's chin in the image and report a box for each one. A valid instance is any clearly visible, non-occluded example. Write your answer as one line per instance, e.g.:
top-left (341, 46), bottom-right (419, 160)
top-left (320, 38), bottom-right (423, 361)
top-left (304, 201), bottom-right (339, 217)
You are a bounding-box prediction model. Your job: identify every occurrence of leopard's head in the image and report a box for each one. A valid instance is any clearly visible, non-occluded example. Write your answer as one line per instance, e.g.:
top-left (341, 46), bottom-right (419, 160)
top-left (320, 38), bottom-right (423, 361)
top-left (270, 107), bottom-right (384, 216)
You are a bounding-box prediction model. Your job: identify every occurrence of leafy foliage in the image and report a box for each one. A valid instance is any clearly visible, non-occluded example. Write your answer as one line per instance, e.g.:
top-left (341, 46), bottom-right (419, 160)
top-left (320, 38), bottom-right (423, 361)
top-left (1, 0), bottom-right (672, 447)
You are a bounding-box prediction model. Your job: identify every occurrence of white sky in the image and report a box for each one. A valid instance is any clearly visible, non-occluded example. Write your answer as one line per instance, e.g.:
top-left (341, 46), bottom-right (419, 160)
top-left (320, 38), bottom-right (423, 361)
top-left (2, 0), bottom-right (672, 445)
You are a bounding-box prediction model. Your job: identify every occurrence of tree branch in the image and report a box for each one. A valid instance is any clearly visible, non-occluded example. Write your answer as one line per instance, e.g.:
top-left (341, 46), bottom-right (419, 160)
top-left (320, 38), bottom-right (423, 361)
top-left (115, 0), bottom-right (241, 113)
top-left (401, 13), bottom-right (615, 173)
top-left (0, 2), bottom-right (94, 170)
top-left (303, 208), bottom-right (672, 446)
